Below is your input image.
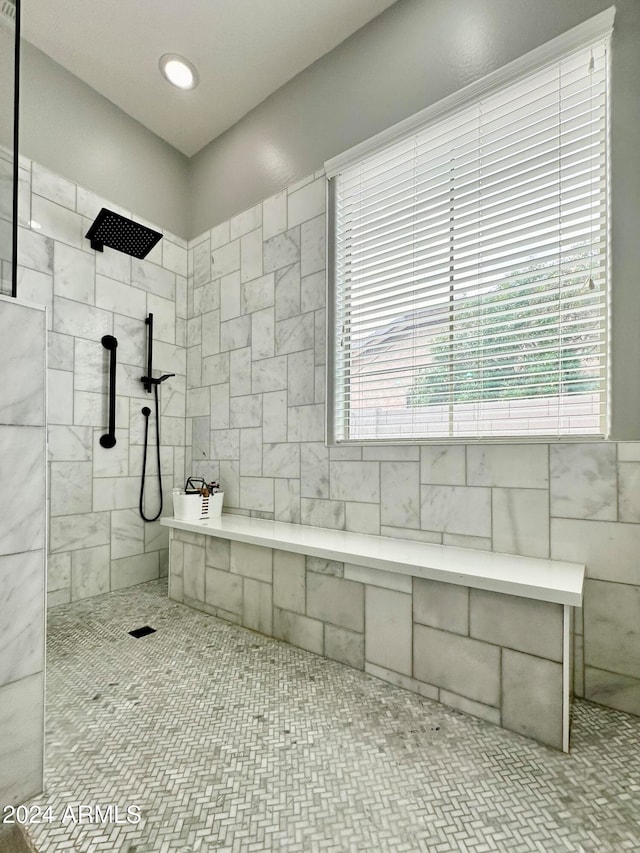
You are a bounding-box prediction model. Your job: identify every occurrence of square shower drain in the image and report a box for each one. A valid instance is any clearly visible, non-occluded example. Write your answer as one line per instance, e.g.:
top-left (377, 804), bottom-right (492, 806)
top-left (128, 626), bottom-right (156, 638)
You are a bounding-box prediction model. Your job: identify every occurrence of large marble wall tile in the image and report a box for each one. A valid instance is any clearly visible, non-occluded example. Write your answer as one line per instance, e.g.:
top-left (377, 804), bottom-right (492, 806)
top-left (241, 273), bottom-right (274, 315)
top-left (618, 463), bottom-right (640, 523)
top-left (53, 296), bottom-right (112, 340)
top-left (0, 300), bottom-right (45, 426)
top-left (230, 541), bottom-right (272, 582)
top-left (131, 258), bottom-right (176, 301)
top-left (492, 488), bottom-right (550, 558)
top-left (240, 427), bottom-right (263, 476)
top-left (202, 353), bottom-right (230, 388)
top-left (467, 444), bottom-right (548, 488)
top-left (48, 331), bottom-right (74, 371)
top-left (111, 551), bottom-right (159, 591)
top-left (32, 163), bottom-right (75, 209)
top-left (263, 442), bottom-right (299, 479)
top-left (262, 391), bottom-right (287, 443)
top-left (220, 315), bottom-right (250, 351)
top-left (111, 508), bottom-right (145, 559)
top-left (220, 271), bottom-right (241, 321)
top-left (551, 518), bottom-right (640, 584)
top-left (413, 577), bottom-right (468, 635)
top-left (363, 446), bottom-right (419, 462)
top-left (300, 270), bottom-right (324, 314)
top-left (288, 178), bottom-right (325, 228)
top-left (50, 511), bottom-right (110, 553)
top-left (420, 485), bottom-right (491, 538)
top-left (230, 347), bottom-right (252, 396)
top-left (240, 229), bottom-right (263, 283)
top-left (365, 587), bottom-right (411, 675)
top-left (71, 545), bottom-right (110, 600)
top-left (300, 215), bottom-right (325, 276)
top-left (307, 572), bottom-right (363, 633)
top-left (162, 239), bottom-right (188, 277)
top-left (211, 429), bottom-right (239, 460)
top-left (273, 606), bottom-right (323, 655)
top-left (31, 195), bottom-right (83, 248)
top-left (95, 243), bottom-right (131, 284)
top-left (583, 579), bottom-right (640, 679)
top-left (380, 461), bottom-right (420, 529)
top-left (584, 666), bottom-right (640, 715)
top-left (192, 239), bottom-right (211, 287)
top-left (414, 624), bottom-right (500, 707)
top-left (263, 190), bottom-right (287, 241)
top-left (93, 432), bottom-right (129, 477)
top-left (288, 403), bottom-right (324, 443)
top-left (0, 426), bottom-right (45, 556)
top-left (239, 476), bottom-right (274, 512)
top-left (0, 673), bottom-right (44, 805)
top-left (300, 498), bottom-right (345, 530)
top-left (95, 274), bottom-right (146, 319)
top-left (211, 240), bottom-right (240, 280)
top-left (344, 502), bottom-right (380, 535)
top-left (243, 578), bottom-right (272, 635)
top-left (48, 552), bottom-right (71, 593)
top-left (502, 650), bottom-right (563, 750)
top-left (230, 203), bottom-right (262, 241)
top-left (274, 478), bottom-right (300, 523)
top-left (275, 263), bottom-right (301, 321)
top-left (193, 281), bottom-right (220, 318)
top-left (48, 424), bottom-right (92, 461)
top-left (210, 384), bottom-right (230, 430)
top-left (230, 394), bottom-right (263, 428)
top-left (18, 227), bottom-right (53, 274)
top-left (287, 349), bottom-right (315, 406)
top-left (54, 243), bottom-right (94, 305)
top-left (273, 550), bottom-right (305, 613)
top-left (330, 461), bottom-right (380, 503)
top-left (470, 590), bottom-right (563, 662)
top-left (276, 312), bottom-right (314, 356)
top-left (420, 445), bottom-right (465, 485)
top-left (50, 460), bottom-right (92, 516)
top-left (252, 355), bottom-right (287, 394)
top-left (16, 268), bottom-right (53, 321)
top-left (0, 551), bottom-right (44, 687)
top-left (251, 307), bottom-right (274, 359)
top-left (550, 443), bottom-right (617, 520)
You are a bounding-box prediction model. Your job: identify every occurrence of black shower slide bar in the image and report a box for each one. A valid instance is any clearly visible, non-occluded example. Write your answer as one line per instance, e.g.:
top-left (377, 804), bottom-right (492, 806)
top-left (100, 334), bottom-right (118, 448)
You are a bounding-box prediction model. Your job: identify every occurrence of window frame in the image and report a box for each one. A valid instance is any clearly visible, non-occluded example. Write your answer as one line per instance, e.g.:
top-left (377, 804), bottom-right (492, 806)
top-left (326, 7), bottom-right (614, 446)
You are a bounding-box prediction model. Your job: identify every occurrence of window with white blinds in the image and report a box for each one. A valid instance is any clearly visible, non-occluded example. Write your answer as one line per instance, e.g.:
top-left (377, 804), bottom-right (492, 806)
top-left (327, 23), bottom-right (611, 443)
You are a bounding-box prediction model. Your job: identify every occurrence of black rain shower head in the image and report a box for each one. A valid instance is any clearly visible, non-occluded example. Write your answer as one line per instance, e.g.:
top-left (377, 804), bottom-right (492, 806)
top-left (85, 208), bottom-right (162, 259)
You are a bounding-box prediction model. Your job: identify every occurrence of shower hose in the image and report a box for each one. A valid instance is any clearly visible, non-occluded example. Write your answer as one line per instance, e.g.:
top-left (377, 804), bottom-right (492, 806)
top-left (139, 383), bottom-right (163, 522)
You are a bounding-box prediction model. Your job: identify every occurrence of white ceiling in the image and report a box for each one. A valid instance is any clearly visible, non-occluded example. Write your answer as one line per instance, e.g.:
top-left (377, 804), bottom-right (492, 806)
top-left (22, 0), bottom-right (399, 158)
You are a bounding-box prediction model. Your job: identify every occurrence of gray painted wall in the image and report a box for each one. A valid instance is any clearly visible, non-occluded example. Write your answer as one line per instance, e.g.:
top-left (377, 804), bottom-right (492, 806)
top-left (189, 0), bottom-right (640, 440)
top-left (20, 43), bottom-right (190, 239)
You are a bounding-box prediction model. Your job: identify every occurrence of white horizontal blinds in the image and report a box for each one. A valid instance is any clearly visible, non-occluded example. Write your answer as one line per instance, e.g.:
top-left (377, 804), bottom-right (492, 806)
top-left (333, 39), bottom-right (608, 441)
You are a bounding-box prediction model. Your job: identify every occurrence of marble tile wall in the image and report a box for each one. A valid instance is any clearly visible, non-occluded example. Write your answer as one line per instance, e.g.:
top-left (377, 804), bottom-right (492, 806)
top-left (0, 295), bottom-right (46, 804)
top-left (186, 172), bottom-right (640, 719)
top-left (17, 158), bottom-right (187, 607)
top-left (169, 529), bottom-right (566, 749)
top-left (0, 147), bottom-right (14, 296)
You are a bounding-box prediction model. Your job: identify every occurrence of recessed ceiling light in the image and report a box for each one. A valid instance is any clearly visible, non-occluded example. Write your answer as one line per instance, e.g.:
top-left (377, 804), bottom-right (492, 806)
top-left (159, 53), bottom-right (199, 90)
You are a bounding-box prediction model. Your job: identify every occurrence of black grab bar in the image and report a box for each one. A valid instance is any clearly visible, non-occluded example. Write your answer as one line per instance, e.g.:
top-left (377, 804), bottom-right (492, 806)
top-left (100, 334), bottom-right (118, 448)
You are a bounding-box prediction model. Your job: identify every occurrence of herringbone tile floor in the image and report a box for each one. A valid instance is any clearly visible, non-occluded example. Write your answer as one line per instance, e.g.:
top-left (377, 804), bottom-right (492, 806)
top-left (22, 580), bottom-right (640, 852)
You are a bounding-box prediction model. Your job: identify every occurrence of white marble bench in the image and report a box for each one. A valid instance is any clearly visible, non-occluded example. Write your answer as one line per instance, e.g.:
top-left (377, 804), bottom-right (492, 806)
top-left (162, 514), bottom-right (585, 751)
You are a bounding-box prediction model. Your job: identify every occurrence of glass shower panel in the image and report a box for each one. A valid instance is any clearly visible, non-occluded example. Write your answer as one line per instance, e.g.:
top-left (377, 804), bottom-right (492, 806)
top-left (0, 0), bottom-right (18, 297)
